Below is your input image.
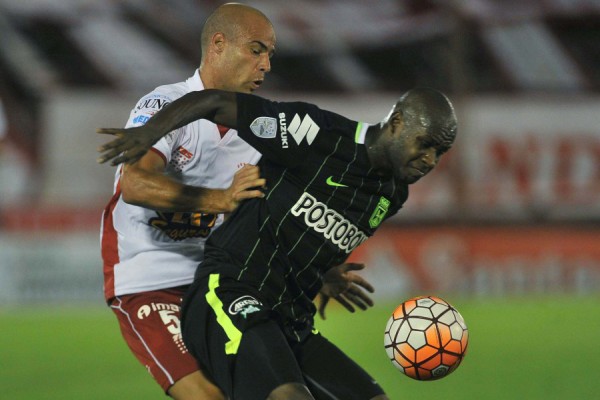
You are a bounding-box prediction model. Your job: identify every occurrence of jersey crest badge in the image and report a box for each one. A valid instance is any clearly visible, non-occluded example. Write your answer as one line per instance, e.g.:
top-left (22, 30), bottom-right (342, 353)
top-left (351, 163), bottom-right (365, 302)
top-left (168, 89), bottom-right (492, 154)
top-left (369, 196), bottom-right (391, 228)
top-left (250, 117), bottom-right (277, 139)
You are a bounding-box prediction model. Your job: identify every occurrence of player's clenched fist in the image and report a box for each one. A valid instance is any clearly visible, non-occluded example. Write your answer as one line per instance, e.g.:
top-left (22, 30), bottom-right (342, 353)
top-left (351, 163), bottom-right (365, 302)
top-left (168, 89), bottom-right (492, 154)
top-left (222, 164), bottom-right (266, 211)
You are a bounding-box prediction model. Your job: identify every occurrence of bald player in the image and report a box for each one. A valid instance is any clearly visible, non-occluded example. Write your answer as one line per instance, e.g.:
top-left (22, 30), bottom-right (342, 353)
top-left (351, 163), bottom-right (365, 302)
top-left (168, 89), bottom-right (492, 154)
top-left (101, 4), bottom-right (272, 399)
top-left (98, 85), bottom-right (458, 399)
top-left (100, 4), bottom-right (374, 399)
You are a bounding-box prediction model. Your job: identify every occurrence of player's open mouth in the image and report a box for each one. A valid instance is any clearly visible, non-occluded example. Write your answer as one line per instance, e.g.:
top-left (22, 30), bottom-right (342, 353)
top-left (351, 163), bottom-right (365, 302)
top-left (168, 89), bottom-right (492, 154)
top-left (253, 80), bottom-right (263, 88)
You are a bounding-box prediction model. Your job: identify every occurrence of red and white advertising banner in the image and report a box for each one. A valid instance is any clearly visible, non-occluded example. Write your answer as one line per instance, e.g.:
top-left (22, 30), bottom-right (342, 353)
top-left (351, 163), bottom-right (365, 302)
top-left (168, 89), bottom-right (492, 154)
top-left (348, 225), bottom-right (600, 298)
top-left (400, 96), bottom-right (600, 221)
top-left (33, 93), bottom-right (600, 223)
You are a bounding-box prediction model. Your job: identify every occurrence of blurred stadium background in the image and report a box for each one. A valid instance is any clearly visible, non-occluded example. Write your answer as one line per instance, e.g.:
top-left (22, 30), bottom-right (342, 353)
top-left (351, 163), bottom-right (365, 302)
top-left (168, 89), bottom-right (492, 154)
top-left (1, 0), bottom-right (599, 399)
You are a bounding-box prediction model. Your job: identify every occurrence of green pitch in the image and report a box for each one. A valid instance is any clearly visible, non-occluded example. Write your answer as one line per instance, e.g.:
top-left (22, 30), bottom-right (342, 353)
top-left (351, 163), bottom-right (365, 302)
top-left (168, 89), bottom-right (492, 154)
top-left (1, 296), bottom-right (599, 399)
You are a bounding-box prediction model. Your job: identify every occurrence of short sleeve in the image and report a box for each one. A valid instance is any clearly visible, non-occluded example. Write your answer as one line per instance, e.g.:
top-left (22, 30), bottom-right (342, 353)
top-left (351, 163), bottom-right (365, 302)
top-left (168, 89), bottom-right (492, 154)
top-left (125, 91), bottom-right (179, 163)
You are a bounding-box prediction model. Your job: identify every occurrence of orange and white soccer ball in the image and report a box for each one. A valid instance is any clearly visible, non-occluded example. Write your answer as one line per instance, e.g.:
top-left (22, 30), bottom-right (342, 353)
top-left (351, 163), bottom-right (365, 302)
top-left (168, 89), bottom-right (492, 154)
top-left (384, 296), bottom-right (468, 381)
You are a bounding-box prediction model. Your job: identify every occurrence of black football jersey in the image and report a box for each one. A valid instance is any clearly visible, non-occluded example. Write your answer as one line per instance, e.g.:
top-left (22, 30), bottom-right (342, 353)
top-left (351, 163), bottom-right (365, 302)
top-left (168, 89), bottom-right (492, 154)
top-left (200, 93), bottom-right (409, 330)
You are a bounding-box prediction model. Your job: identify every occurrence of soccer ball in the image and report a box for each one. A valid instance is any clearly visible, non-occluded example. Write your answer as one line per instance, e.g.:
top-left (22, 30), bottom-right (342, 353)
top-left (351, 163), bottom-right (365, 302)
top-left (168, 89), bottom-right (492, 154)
top-left (384, 295), bottom-right (468, 381)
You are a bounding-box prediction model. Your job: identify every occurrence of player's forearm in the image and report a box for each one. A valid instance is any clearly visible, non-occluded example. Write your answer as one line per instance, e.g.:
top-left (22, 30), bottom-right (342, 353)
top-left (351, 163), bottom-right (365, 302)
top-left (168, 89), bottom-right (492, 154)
top-left (121, 168), bottom-right (231, 213)
top-left (144, 89), bottom-right (238, 138)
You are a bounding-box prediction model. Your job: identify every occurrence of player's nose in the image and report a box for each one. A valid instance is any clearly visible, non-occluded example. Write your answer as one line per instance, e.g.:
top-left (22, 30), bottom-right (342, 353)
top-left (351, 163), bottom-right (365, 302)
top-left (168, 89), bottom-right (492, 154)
top-left (259, 54), bottom-right (271, 73)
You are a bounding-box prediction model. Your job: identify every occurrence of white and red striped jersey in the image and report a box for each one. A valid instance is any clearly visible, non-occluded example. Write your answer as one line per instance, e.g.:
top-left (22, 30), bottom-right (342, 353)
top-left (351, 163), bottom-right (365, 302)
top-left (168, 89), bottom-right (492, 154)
top-left (100, 70), bottom-right (261, 301)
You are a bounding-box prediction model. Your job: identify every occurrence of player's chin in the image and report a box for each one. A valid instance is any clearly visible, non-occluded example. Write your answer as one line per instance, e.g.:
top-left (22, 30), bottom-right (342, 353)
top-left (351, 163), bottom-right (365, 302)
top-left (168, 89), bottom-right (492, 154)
top-left (406, 169), bottom-right (431, 184)
top-left (399, 172), bottom-right (422, 184)
top-left (249, 82), bottom-right (262, 92)
top-left (237, 84), bottom-right (255, 94)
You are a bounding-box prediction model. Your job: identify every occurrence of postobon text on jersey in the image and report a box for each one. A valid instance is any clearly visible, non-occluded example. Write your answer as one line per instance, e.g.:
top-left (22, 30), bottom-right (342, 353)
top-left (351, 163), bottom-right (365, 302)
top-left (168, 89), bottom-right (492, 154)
top-left (291, 192), bottom-right (368, 253)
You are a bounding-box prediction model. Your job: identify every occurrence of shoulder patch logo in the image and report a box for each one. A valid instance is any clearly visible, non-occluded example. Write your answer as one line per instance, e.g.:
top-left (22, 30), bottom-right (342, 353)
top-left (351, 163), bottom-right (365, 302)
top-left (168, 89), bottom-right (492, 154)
top-left (250, 117), bottom-right (277, 139)
top-left (288, 114), bottom-right (320, 145)
top-left (369, 196), bottom-right (391, 228)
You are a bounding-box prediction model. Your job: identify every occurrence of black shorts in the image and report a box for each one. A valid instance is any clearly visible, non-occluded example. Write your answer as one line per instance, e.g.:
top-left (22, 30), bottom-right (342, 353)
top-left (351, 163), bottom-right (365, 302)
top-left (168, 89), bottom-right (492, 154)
top-left (181, 272), bottom-right (385, 400)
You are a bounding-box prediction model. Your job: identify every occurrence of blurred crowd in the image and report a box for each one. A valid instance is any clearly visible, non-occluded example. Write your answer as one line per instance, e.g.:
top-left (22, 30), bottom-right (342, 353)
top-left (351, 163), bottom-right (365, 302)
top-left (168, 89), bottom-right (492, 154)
top-left (0, 0), bottom-right (599, 213)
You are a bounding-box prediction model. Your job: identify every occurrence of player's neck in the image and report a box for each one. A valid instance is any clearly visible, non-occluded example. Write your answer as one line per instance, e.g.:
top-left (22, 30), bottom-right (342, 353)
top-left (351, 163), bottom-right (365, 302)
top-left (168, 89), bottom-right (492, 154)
top-left (364, 126), bottom-right (390, 175)
top-left (199, 66), bottom-right (218, 90)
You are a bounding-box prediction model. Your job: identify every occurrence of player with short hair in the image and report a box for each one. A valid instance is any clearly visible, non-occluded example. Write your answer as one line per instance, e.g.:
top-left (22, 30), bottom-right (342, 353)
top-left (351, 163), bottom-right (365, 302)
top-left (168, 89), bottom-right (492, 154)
top-left (98, 87), bottom-right (457, 400)
top-left (99, 87), bottom-right (457, 400)
top-left (101, 4), bottom-right (374, 399)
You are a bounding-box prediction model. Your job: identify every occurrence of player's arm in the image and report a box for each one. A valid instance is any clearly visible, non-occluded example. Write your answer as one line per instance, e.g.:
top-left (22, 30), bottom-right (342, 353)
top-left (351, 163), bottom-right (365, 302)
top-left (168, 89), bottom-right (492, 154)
top-left (318, 263), bottom-right (375, 320)
top-left (97, 90), bottom-right (237, 165)
top-left (120, 151), bottom-right (264, 213)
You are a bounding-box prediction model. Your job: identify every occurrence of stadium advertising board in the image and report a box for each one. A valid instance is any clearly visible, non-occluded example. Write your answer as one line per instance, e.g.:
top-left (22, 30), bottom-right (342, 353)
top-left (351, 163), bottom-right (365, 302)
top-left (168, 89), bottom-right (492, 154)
top-left (350, 225), bottom-right (600, 297)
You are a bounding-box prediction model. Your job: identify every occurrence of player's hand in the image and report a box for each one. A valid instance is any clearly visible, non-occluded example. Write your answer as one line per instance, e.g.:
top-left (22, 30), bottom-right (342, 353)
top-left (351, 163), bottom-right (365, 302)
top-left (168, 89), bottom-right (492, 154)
top-left (318, 263), bottom-right (374, 320)
top-left (96, 125), bottom-right (164, 166)
top-left (222, 164), bottom-right (266, 212)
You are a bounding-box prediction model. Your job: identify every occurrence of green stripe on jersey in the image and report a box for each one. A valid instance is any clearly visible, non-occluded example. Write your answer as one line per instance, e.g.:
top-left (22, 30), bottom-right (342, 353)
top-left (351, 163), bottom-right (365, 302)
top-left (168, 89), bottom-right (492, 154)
top-left (354, 121), bottom-right (364, 143)
top-left (205, 274), bottom-right (242, 355)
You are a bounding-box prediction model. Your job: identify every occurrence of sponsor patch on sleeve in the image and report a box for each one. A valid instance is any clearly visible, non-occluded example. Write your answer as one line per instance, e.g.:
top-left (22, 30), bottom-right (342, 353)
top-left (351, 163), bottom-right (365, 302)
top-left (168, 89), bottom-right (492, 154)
top-left (133, 94), bottom-right (172, 116)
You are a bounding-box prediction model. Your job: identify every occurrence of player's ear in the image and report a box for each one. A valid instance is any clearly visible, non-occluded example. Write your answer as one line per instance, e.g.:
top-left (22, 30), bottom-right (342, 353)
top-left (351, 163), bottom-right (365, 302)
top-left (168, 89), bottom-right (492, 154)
top-left (390, 110), bottom-right (403, 135)
top-left (212, 32), bottom-right (226, 53)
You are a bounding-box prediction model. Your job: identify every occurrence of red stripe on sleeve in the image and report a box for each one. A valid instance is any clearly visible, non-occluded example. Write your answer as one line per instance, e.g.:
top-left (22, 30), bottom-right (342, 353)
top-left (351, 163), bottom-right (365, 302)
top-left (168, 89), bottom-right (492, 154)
top-left (101, 175), bottom-right (122, 301)
top-left (150, 147), bottom-right (167, 165)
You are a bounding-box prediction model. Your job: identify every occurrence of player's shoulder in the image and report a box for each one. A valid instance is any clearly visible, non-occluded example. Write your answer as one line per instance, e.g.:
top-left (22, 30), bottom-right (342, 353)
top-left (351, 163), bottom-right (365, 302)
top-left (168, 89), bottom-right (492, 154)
top-left (150, 80), bottom-right (189, 100)
top-left (128, 80), bottom-right (189, 124)
top-left (287, 100), bottom-right (356, 131)
top-left (240, 93), bottom-right (332, 119)
top-left (137, 80), bottom-right (188, 107)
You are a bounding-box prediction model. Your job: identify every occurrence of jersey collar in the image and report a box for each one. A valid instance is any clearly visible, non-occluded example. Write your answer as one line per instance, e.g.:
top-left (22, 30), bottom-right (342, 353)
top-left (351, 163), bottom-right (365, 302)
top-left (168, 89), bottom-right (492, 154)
top-left (187, 69), bottom-right (205, 92)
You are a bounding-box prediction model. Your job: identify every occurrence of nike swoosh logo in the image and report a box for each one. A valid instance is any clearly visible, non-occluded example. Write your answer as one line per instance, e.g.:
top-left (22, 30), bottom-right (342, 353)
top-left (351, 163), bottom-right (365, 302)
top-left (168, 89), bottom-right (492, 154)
top-left (326, 176), bottom-right (348, 187)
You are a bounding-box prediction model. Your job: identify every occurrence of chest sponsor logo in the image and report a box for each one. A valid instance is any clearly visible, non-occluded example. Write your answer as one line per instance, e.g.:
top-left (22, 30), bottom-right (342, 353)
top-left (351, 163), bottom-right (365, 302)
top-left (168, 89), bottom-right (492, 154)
top-left (228, 295), bottom-right (263, 318)
top-left (288, 114), bottom-right (320, 146)
top-left (250, 117), bottom-right (277, 139)
top-left (291, 192), bottom-right (368, 253)
top-left (149, 212), bottom-right (217, 241)
top-left (369, 196), bottom-right (390, 228)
